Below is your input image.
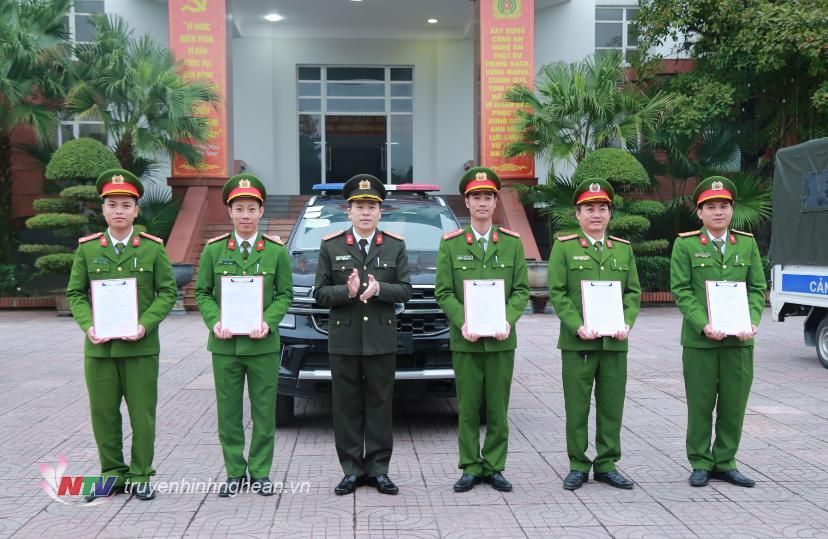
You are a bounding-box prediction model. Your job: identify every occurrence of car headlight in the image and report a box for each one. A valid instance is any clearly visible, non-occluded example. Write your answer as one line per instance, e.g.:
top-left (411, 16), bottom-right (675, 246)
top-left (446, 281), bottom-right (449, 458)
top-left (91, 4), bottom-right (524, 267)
top-left (279, 313), bottom-right (296, 329)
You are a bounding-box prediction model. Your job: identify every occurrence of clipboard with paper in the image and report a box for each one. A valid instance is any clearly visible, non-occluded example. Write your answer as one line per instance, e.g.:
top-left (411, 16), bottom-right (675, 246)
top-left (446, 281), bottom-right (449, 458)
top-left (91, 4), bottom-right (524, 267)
top-left (220, 276), bottom-right (264, 335)
top-left (90, 278), bottom-right (139, 339)
top-left (705, 280), bottom-right (752, 335)
top-left (463, 279), bottom-right (508, 336)
top-left (581, 280), bottom-right (625, 336)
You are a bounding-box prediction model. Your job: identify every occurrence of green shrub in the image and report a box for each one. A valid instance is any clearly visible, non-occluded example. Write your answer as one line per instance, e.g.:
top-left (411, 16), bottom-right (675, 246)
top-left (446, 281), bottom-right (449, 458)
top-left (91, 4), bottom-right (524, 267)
top-left (34, 253), bottom-right (75, 274)
top-left (637, 256), bottom-right (671, 291)
top-left (32, 198), bottom-right (75, 213)
top-left (633, 239), bottom-right (669, 255)
top-left (25, 213), bottom-right (88, 230)
top-left (137, 183), bottom-right (181, 240)
top-left (18, 244), bottom-right (73, 255)
top-left (608, 215), bottom-right (650, 236)
top-left (45, 138), bottom-right (120, 184)
top-left (572, 148), bottom-right (649, 187)
top-left (61, 185), bottom-right (100, 202)
top-left (625, 200), bottom-right (666, 219)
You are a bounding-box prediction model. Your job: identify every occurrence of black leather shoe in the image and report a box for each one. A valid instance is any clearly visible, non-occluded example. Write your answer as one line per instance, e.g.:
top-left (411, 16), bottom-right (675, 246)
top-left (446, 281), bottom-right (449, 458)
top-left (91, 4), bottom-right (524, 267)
top-left (218, 476), bottom-right (247, 497)
top-left (334, 474), bottom-right (365, 495)
top-left (84, 483), bottom-right (125, 502)
top-left (483, 472), bottom-right (512, 492)
top-left (251, 477), bottom-right (275, 496)
top-left (133, 482), bottom-right (156, 501)
top-left (367, 474), bottom-right (399, 495)
top-left (563, 470), bottom-right (589, 491)
top-left (712, 469), bottom-right (755, 488)
top-left (689, 469), bottom-right (710, 487)
top-left (594, 470), bottom-right (634, 489)
top-left (453, 474), bottom-right (481, 493)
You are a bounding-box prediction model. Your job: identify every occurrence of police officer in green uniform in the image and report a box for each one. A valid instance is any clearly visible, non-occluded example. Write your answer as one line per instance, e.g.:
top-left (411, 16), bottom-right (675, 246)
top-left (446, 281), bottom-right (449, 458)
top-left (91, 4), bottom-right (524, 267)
top-left (67, 168), bottom-right (177, 502)
top-left (547, 178), bottom-right (641, 491)
top-left (313, 174), bottom-right (412, 496)
top-left (194, 173), bottom-right (293, 497)
top-left (435, 167), bottom-right (530, 493)
top-left (670, 176), bottom-right (765, 488)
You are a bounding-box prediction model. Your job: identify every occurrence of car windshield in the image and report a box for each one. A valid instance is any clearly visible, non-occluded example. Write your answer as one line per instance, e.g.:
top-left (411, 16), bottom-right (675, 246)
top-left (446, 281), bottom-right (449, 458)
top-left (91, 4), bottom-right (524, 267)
top-left (291, 199), bottom-right (459, 253)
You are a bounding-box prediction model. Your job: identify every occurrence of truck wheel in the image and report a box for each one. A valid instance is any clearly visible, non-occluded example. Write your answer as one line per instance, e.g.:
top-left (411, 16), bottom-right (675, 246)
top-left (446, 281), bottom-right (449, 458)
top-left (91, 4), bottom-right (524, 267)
top-left (817, 317), bottom-right (828, 369)
top-left (276, 394), bottom-right (295, 427)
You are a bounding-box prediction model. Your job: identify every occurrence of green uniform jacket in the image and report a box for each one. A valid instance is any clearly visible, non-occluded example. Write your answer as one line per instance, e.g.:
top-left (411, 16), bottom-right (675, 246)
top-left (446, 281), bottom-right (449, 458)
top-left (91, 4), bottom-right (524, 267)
top-left (313, 229), bottom-right (412, 356)
top-left (670, 227), bottom-right (766, 348)
top-left (67, 231), bottom-right (177, 358)
top-left (547, 232), bottom-right (641, 352)
top-left (195, 233), bottom-right (293, 355)
top-left (435, 225), bottom-right (530, 353)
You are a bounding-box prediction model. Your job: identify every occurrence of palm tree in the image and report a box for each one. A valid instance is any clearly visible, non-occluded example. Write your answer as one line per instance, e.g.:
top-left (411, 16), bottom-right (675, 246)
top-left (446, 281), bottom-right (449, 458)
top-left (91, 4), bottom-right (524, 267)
top-left (64, 14), bottom-right (220, 174)
top-left (0, 0), bottom-right (71, 262)
top-left (504, 51), bottom-right (671, 173)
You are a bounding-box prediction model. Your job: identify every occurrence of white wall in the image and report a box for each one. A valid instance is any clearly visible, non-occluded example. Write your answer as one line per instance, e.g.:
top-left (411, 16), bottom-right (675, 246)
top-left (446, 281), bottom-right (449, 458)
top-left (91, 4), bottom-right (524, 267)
top-left (231, 36), bottom-right (474, 195)
top-left (106, 0), bottom-right (168, 47)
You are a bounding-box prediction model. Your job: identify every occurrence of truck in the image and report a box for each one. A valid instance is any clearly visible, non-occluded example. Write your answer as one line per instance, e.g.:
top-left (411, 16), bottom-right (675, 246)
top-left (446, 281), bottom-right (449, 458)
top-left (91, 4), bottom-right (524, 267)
top-left (275, 183), bottom-right (461, 425)
top-left (769, 137), bottom-right (828, 368)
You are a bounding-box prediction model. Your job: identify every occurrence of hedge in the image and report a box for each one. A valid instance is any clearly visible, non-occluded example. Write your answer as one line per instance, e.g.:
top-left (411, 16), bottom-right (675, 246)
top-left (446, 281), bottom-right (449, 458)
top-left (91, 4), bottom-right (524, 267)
top-left (35, 253), bottom-right (75, 274)
top-left (18, 244), bottom-right (73, 256)
top-left (637, 256), bottom-right (671, 291)
top-left (32, 198), bottom-right (76, 213)
top-left (572, 148), bottom-right (649, 187)
top-left (61, 185), bottom-right (100, 202)
top-left (25, 213), bottom-right (88, 230)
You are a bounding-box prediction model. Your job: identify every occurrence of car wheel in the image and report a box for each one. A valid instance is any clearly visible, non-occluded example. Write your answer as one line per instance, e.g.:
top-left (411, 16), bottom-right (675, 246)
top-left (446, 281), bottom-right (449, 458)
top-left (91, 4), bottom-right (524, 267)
top-left (276, 394), bottom-right (295, 427)
top-left (817, 316), bottom-right (828, 369)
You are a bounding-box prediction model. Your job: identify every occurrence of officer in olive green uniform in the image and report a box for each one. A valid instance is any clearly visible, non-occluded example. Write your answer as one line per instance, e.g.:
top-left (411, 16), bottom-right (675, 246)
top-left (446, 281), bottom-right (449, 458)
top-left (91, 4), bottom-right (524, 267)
top-left (67, 168), bottom-right (177, 501)
top-left (435, 167), bottom-right (530, 493)
top-left (547, 178), bottom-right (641, 491)
top-left (194, 173), bottom-right (293, 497)
top-left (314, 174), bottom-right (412, 496)
top-left (670, 176), bottom-right (766, 488)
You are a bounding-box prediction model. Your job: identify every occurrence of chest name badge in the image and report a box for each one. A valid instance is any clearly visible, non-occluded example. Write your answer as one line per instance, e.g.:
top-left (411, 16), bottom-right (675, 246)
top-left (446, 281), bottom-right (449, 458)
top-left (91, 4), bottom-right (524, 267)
top-left (573, 255), bottom-right (590, 261)
top-left (93, 257), bottom-right (108, 264)
top-left (220, 259), bottom-right (235, 265)
top-left (694, 252), bottom-right (711, 258)
top-left (335, 255), bottom-right (351, 261)
top-left (457, 255), bottom-right (474, 261)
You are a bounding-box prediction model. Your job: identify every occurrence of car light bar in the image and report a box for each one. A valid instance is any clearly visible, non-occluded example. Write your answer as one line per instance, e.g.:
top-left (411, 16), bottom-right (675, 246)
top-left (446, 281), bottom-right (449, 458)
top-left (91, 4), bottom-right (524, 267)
top-left (311, 183), bottom-right (440, 192)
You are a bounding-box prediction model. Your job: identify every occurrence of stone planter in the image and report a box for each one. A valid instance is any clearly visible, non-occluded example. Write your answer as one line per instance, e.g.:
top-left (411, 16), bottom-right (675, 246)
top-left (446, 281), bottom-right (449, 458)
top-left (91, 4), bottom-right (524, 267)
top-left (0, 296), bottom-right (56, 309)
top-left (171, 263), bottom-right (194, 315)
top-left (52, 290), bottom-right (72, 317)
top-left (526, 260), bottom-right (549, 313)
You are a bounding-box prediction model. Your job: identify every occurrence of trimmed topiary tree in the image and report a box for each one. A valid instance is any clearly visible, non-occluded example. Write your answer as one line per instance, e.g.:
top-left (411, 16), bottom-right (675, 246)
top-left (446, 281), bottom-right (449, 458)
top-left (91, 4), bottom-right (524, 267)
top-left (45, 138), bottom-right (120, 186)
top-left (572, 148), bottom-right (650, 187)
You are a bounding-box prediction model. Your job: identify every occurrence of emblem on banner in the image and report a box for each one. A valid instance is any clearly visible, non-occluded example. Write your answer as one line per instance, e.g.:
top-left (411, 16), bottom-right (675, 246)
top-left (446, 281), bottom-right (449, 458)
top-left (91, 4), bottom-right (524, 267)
top-left (494, 0), bottom-right (521, 18)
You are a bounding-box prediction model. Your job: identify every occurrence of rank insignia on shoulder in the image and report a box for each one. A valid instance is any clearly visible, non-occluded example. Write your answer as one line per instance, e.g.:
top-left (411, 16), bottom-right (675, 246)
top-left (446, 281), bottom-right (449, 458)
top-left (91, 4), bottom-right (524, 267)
top-left (263, 234), bottom-right (284, 245)
top-left (556, 234), bottom-right (578, 241)
top-left (608, 235), bottom-right (630, 244)
top-left (207, 232), bottom-right (230, 244)
top-left (678, 229), bottom-right (702, 238)
top-left (79, 232), bottom-right (104, 244)
top-left (139, 231), bottom-right (163, 244)
top-left (323, 230), bottom-right (345, 241)
top-left (499, 227), bottom-right (520, 238)
top-left (383, 230), bottom-right (404, 241)
top-left (442, 229), bottom-right (464, 241)
top-left (732, 229), bottom-right (753, 237)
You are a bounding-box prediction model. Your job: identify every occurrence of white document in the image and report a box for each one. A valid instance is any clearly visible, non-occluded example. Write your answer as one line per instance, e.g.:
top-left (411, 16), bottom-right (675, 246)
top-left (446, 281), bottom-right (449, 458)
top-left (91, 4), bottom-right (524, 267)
top-left (706, 280), bottom-right (752, 335)
top-left (91, 278), bottom-right (139, 339)
top-left (221, 276), bottom-right (264, 335)
top-left (463, 279), bottom-right (508, 337)
top-left (581, 280), bottom-right (625, 336)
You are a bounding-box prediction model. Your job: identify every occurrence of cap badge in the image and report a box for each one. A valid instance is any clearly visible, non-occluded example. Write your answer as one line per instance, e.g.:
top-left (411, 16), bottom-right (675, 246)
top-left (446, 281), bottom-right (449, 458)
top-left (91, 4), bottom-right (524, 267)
top-left (359, 179), bottom-right (371, 190)
top-left (711, 180), bottom-right (724, 191)
top-left (475, 172), bottom-right (488, 181)
top-left (238, 179), bottom-right (251, 188)
top-left (111, 175), bottom-right (124, 184)
top-left (589, 182), bottom-right (600, 192)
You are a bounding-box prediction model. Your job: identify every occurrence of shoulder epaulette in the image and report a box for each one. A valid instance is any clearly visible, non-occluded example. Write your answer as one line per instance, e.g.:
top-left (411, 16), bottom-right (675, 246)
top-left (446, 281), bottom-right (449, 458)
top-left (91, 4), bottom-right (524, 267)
top-left (608, 235), bottom-right (630, 245)
top-left (442, 229), bottom-right (465, 241)
top-left (678, 230), bottom-right (702, 238)
top-left (323, 230), bottom-right (345, 241)
top-left (732, 229), bottom-right (754, 237)
top-left (263, 233), bottom-right (284, 245)
top-left (499, 227), bottom-right (520, 238)
top-left (206, 232), bottom-right (230, 244)
top-left (78, 232), bottom-right (104, 244)
top-left (139, 231), bottom-right (164, 244)
top-left (383, 230), bottom-right (404, 241)
top-left (555, 234), bottom-right (578, 241)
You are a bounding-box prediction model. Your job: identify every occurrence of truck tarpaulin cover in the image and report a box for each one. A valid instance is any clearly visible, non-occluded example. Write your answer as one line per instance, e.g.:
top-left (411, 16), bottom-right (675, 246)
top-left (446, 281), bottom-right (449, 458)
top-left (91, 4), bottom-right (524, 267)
top-left (770, 137), bottom-right (828, 266)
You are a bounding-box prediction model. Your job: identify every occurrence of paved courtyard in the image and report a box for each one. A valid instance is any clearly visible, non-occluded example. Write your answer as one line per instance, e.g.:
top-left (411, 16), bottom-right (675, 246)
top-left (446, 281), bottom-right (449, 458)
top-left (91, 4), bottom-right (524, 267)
top-left (1, 307), bottom-right (827, 538)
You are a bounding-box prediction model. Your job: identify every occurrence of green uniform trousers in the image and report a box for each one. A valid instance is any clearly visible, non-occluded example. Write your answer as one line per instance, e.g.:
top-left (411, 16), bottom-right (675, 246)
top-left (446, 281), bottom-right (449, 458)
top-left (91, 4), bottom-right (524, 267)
top-left (84, 354), bottom-right (159, 485)
top-left (682, 346), bottom-right (753, 471)
top-left (453, 350), bottom-right (514, 477)
top-left (562, 350), bottom-right (627, 473)
top-left (211, 352), bottom-right (278, 478)
top-left (330, 353), bottom-right (395, 477)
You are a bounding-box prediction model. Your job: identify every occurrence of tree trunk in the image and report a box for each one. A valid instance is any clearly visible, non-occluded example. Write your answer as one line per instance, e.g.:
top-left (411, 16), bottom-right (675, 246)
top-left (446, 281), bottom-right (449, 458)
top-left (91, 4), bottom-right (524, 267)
top-left (114, 137), bottom-right (135, 172)
top-left (0, 133), bottom-right (15, 263)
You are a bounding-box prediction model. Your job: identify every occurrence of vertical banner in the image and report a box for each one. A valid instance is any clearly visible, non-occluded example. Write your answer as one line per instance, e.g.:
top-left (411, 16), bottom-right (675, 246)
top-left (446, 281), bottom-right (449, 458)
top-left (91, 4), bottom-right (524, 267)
top-left (168, 0), bottom-right (229, 177)
top-left (480, 0), bottom-right (534, 179)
